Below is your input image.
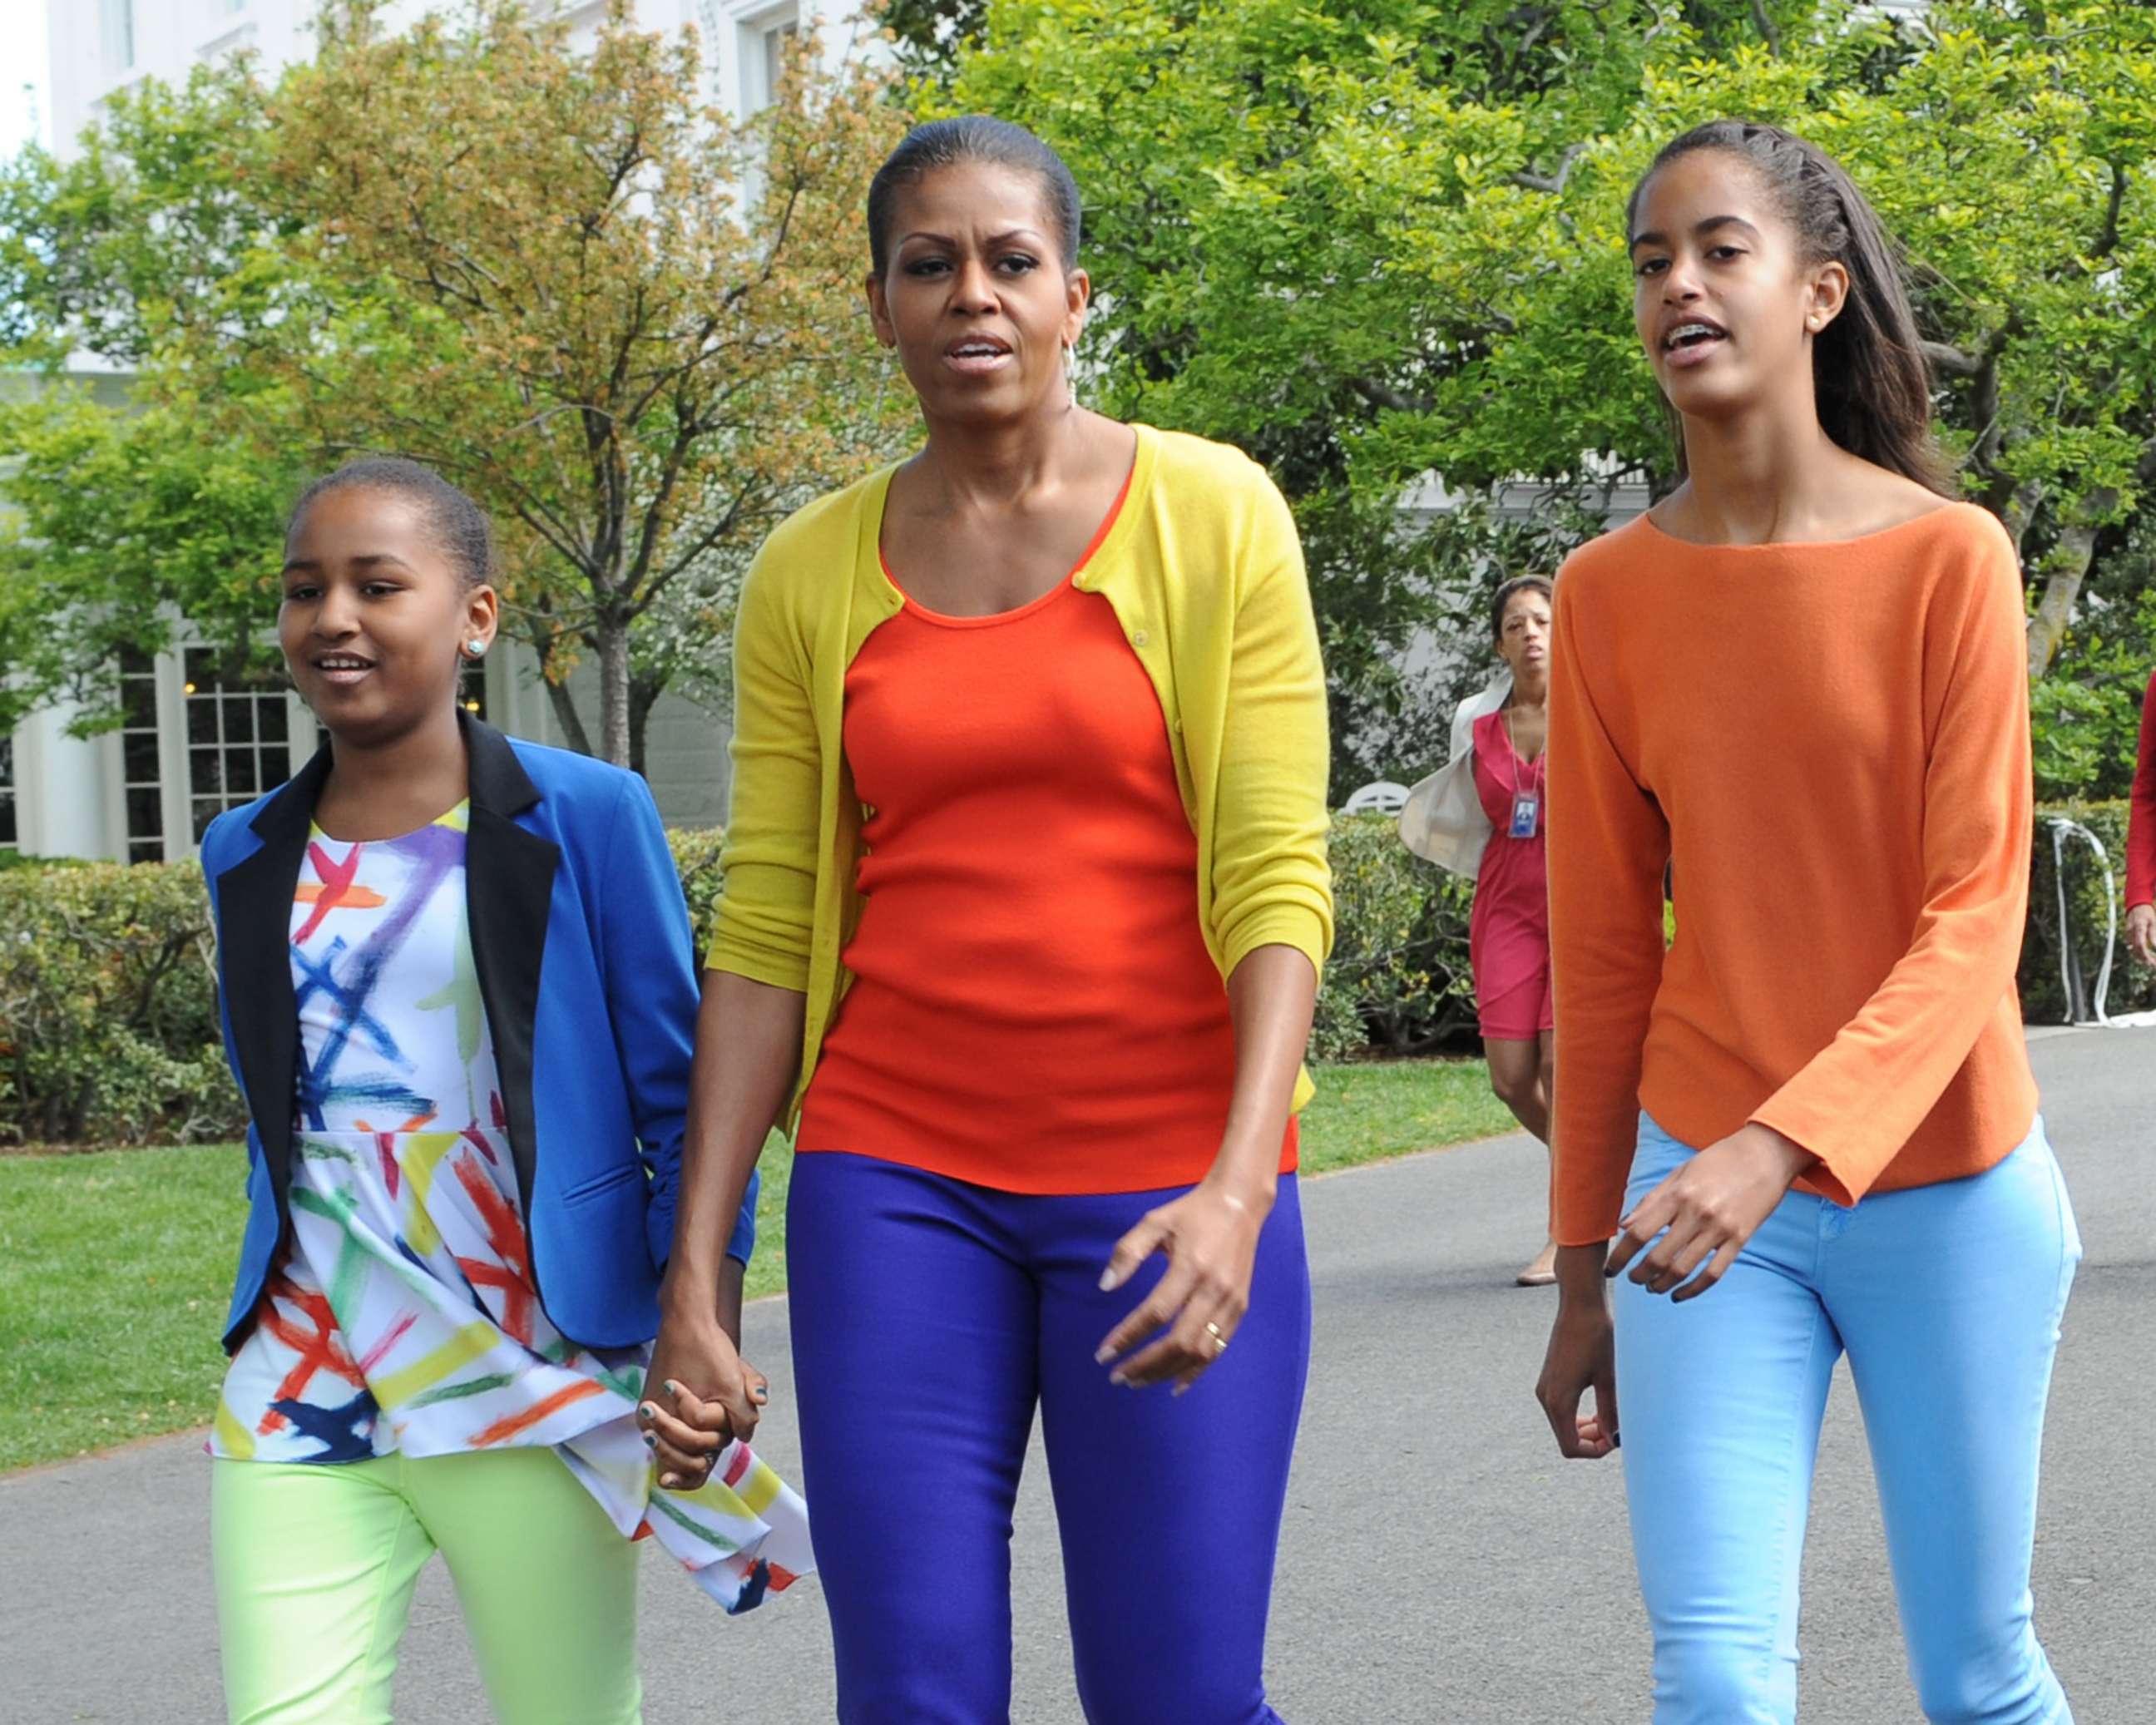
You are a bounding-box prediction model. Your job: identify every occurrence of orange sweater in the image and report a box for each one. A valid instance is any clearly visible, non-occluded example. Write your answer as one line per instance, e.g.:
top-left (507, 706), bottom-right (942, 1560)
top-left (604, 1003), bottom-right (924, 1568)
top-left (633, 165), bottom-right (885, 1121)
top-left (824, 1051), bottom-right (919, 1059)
top-left (1545, 503), bottom-right (2038, 1246)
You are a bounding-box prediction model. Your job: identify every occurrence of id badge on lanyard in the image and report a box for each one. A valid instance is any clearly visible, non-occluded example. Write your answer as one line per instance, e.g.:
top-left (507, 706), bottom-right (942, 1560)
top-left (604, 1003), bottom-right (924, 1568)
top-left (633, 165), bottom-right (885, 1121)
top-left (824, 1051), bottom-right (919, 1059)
top-left (1510, 790), bottom-right (1540, 839)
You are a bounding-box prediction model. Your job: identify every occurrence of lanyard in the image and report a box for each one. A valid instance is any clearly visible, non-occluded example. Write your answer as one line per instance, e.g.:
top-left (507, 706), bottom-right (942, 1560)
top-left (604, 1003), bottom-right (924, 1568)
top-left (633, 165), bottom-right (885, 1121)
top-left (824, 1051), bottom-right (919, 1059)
top-left (1501, 705), bottom-right (1545, 838)
top-left (1501, 707), bottom-right (1546, 796)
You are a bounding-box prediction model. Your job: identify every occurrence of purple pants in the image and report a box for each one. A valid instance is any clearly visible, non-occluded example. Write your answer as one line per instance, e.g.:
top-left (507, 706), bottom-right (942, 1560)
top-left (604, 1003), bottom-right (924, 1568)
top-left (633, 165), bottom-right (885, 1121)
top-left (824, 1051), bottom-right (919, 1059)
top-left (786, 1150), bottom-right (1311, 1724)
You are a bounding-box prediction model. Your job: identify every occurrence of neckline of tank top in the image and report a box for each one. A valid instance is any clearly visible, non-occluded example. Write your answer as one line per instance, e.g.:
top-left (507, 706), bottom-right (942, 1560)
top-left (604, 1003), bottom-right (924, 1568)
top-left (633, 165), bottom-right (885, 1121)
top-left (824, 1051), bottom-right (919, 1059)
top-left (874, 446), bottom-right (1141, 629)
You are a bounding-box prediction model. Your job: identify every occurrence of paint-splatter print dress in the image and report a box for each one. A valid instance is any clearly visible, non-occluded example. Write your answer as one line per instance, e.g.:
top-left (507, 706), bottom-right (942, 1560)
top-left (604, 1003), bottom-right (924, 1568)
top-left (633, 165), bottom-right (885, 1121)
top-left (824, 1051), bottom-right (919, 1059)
top-left (212, 803), bottom-right (812, 1612)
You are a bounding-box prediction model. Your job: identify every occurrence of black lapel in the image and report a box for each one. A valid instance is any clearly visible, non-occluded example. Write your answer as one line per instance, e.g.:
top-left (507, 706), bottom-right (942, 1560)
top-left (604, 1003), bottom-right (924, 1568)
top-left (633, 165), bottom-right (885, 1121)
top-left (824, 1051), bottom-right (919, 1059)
top-left (217, 744), bottom-right (334, 1220)
top-left (461, 714), bottom-right (558, 1218)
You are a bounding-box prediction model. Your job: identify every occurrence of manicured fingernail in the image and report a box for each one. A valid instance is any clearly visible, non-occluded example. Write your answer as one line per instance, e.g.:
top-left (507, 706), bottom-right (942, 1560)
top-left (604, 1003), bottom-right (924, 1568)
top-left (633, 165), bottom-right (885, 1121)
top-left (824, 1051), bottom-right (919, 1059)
top-left (752, 1387), bottom-right (769, 1403)
top-left (1611, 1433), bottom-right (1622, 1448)
top-left (662, 1381), bottom-right (682, 1397)
top-left (1094, 1345), bottom-right (1114, 1363)
top-left (641, 1433), bottom-right (655, 1451)
top-left (1108, 1372), bottom-right (1127, 1386)
top-left (1173, 1383), bottom-right (1189, 1398)
top-left (1099, 1268), bottom-right (1120, 1291)
top-left (639, 1401), bottom-right (657, 1420)
top-left (660, 1473), bottom-right (679, 1489)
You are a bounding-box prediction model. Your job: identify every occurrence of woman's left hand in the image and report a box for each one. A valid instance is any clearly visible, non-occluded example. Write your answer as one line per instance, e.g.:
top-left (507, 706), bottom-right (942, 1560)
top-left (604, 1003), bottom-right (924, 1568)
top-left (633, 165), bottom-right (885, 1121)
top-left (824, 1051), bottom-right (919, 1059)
top-left (1095, 1179), bottom-right (1270, 1394)
top-left (1605, 1124), bottom-right (1816, 1301)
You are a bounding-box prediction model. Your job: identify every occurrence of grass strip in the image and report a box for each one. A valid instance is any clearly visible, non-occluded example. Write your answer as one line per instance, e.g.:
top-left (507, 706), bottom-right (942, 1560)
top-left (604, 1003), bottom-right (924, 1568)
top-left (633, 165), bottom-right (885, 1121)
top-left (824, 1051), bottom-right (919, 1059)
top-left (0, 1057), bottom-right (1515, 1471)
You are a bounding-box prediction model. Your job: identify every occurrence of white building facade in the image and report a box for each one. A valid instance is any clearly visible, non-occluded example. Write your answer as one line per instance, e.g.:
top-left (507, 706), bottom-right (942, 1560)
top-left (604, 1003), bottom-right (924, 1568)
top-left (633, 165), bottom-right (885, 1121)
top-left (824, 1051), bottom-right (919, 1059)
top-left (16, 0), bottom-right (830, 862)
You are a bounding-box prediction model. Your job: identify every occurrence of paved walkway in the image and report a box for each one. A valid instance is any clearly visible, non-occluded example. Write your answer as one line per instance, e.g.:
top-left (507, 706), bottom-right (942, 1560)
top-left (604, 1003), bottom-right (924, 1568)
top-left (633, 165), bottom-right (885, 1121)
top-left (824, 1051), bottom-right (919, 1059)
top-left (3, 1029), bottom-right (2147, 1722)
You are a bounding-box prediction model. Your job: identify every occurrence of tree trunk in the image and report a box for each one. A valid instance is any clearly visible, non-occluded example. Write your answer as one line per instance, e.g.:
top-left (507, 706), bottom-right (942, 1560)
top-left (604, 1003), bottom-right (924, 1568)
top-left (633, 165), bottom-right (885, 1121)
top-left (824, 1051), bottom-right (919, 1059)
top-left (628, 675), bottom-right (664, 780)
top-left (2025, 485), bottom-right (2117, 679)
top-left (541, 674), bottom-right (594, 757)
top-left (598, 614), bottom-right (634, 769)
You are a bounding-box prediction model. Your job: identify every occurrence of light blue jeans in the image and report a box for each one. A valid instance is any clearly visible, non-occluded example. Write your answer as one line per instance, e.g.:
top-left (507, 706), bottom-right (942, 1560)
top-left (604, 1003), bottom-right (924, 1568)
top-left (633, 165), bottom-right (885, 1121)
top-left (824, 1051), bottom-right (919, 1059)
top-left (1614, 1114), bottom-right (2079, 1724)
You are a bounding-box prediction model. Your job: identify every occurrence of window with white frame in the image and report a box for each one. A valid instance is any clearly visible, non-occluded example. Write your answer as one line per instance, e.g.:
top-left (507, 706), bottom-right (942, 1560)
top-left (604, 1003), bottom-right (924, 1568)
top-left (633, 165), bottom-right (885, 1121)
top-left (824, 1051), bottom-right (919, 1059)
top-left (739, 4), bottom-right (800, 114)
top-left (112, 645), bottom-right (313, 862)
top-left (116, 648), bottom-right (166, 862)
top-left (101, 0), bottom-right (136, 72)
top-left (181, 648), bottom-right (297, 849)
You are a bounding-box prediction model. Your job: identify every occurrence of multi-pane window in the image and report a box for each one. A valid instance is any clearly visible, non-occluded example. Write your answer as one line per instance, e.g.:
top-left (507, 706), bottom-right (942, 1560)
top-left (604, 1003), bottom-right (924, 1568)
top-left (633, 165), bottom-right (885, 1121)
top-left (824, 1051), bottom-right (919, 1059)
top-left (117, 649), bottom-right (166, 863)
top-left (0, 735), bottom-right (17, 852)
top-left (184, 649), bottom-right (293, 848)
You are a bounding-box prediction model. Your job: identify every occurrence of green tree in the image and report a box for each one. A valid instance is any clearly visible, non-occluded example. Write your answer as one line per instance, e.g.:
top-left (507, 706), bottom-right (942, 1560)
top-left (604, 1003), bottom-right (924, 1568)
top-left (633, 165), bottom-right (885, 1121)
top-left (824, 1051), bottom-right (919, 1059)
top-left (952, 0), bottom-right (2156, 779)
top-left (0, 63), bottom-right (304, 734)
top-left (2, 0), bottom-right (912, 769)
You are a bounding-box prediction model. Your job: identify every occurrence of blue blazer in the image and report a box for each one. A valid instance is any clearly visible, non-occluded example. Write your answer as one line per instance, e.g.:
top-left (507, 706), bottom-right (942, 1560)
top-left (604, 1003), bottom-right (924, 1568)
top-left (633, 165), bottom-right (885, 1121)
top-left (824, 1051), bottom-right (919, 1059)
top-left (201, 714), bottom-right (754, 1354)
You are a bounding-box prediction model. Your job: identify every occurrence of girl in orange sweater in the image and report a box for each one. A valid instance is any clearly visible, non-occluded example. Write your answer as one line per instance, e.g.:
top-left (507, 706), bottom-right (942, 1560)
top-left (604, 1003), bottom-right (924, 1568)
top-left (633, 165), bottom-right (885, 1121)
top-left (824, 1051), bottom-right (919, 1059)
top-left (1535, 122), bottom-right (2078, 1723)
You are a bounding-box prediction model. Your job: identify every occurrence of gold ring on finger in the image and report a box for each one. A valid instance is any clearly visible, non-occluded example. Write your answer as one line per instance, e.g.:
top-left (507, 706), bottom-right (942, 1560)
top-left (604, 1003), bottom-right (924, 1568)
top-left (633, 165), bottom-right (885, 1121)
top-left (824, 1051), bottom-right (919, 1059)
top-left (1204, 1321), bottom-right (1229, 1355)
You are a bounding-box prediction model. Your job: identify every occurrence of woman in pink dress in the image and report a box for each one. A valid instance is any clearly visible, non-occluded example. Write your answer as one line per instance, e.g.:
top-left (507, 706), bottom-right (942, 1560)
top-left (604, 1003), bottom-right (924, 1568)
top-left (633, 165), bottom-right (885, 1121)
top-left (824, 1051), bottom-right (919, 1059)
top-left (1471, 576), bottom-right (1558, 1283)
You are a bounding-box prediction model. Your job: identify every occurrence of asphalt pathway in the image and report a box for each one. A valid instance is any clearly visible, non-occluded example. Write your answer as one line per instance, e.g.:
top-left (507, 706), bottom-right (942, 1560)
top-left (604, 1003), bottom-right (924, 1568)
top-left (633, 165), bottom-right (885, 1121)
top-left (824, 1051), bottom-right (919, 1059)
top-left (3, 1028), bottom-right (2148, 1723)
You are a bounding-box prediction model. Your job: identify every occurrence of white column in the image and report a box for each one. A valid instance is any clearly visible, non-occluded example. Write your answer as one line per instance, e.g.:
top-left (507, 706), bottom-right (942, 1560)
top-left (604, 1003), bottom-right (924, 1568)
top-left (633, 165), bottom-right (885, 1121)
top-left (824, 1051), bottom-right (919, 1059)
top-left (15, 700), bottom-right (120, 860)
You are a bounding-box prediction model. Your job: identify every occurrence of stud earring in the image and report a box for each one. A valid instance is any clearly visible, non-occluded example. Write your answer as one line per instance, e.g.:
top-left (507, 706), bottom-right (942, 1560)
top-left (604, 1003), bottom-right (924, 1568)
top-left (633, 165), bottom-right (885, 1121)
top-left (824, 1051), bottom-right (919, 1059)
top-left (466, 640), bottom-right (487, 660)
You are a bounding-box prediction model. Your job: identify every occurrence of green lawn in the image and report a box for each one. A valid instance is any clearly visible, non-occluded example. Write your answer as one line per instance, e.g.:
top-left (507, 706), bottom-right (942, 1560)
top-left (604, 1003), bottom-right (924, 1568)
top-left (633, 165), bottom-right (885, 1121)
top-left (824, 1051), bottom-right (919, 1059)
top-left (0, 1056), bottom-right (1512, 1472)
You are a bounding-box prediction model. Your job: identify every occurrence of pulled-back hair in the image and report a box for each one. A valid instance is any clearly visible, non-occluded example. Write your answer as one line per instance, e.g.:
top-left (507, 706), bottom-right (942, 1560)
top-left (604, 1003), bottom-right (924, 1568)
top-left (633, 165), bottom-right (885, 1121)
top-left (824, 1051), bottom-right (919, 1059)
top-left (1629, 121), bottom-right (1947, 494)
top-left (287, 457), bottom-right (495, 590)
top-left (867, 116), bottom-right (1083, 278)
top-left (1490, 573), bottom-right (1554, 643)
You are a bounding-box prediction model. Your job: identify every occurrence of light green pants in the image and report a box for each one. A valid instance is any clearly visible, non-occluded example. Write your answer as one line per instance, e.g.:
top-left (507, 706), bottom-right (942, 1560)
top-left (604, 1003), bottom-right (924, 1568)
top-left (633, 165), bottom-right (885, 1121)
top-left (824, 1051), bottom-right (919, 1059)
top-left (211, 1449), bottom-right (642, 1725)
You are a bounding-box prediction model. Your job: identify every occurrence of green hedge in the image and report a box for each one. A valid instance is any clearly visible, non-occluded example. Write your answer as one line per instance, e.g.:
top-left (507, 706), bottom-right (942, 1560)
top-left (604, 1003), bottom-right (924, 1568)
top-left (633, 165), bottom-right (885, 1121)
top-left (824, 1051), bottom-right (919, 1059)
top-left (0, 859), bottom-right (240, 1148)
top-left (1, 808), bottom-right (2144, 1146)
top-left (1314, 813), bottom-right (1480, 1057)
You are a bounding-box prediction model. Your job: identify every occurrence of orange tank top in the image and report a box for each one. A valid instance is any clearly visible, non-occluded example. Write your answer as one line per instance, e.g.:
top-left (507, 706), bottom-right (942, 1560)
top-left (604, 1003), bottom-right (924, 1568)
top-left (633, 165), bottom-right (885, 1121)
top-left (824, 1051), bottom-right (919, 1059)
top-left (795, 502), bottom-right (1298, 1195)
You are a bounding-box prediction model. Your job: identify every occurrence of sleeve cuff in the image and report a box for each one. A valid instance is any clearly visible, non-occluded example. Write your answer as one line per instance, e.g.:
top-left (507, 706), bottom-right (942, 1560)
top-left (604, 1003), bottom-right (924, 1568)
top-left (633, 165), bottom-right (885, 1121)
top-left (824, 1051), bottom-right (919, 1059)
top-left (703, 940), bottom-right (813, 992)
top-left (1747, 1108), bottom-right (1865, 1209)
top-left (1221, 903), bottom-right (1332, 982)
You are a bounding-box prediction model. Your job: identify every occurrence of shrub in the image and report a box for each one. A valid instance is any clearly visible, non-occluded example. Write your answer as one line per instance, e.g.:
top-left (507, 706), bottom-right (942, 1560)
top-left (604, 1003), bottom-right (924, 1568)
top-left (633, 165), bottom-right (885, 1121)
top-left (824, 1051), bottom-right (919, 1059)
top-left (1313, 813), bottom-right (1478, 1059)
top-left (0, 860), bottom-right (242, 1147)
top-left (3, 801), bottom-right (2147, 1146)
top-left (668, 824), bottom-right (728, 959)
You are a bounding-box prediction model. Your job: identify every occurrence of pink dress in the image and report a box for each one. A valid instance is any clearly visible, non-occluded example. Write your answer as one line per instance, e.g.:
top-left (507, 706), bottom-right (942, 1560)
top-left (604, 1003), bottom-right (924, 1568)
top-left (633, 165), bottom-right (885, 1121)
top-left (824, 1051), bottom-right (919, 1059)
top-left (1469, 708), bottom-right (1554, 1040)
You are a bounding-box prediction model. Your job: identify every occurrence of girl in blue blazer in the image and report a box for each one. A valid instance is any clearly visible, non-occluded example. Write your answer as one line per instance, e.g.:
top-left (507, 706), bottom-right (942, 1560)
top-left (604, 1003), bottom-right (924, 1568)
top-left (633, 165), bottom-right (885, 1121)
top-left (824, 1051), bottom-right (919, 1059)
top-left (198, 458), bottom-right (807, 1725)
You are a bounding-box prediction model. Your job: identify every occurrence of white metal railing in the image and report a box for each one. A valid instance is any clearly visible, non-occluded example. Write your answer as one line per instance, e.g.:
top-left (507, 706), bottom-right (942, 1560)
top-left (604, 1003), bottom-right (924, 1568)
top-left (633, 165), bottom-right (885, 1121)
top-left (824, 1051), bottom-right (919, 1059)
top-left (2047, 816), bottom-right (2118, 1026)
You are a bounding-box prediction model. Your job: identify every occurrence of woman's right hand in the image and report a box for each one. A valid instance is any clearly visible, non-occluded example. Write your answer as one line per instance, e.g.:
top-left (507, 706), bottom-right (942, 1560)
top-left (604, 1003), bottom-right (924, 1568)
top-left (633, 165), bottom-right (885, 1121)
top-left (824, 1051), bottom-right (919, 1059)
top-left (2127, 902), bottom-right (2156, 967)
top-left (640, 1311), bottom-right (769, 1490)
top-left (1535, 1247), bottom-right (1619, 1460)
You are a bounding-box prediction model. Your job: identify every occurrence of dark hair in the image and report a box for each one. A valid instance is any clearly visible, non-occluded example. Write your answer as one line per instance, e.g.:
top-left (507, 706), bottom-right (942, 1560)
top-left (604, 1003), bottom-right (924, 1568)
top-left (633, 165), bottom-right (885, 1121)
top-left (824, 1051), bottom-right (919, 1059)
top-left (287, 457), bottom-right (494, 590)
top-left (1628, 121), bottom-right (1946, 494)
top-left (1491, 574), bottom-right (1554, 643)
top-left (867, 116), bottom-right (1083, 278)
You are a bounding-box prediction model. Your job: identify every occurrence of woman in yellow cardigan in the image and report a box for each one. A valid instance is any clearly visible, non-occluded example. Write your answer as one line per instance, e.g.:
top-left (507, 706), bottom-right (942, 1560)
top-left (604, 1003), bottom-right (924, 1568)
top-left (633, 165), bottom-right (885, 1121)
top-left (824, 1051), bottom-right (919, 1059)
top-left (641, 117), bottom-right (1333, 1722)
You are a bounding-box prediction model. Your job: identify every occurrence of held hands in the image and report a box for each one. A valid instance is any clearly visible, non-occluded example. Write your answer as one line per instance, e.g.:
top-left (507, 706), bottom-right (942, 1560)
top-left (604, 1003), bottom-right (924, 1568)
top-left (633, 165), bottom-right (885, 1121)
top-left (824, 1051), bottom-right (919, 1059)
top-left (1605, 1123), bottom-right (1815, 1302)
top-left (1095, 1177), bottom-right (1269, 1396)
top-left (639, 1314), bottom-right (770, 1492)
top-left (2128, 903), bottom-right (2156, 967)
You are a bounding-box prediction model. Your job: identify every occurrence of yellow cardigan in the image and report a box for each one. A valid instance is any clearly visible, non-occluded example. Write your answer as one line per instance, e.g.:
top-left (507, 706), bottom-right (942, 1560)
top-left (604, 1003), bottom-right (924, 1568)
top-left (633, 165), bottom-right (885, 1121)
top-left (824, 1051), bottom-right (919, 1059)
top-left (707, 423), bottom-right (1335, 1127)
